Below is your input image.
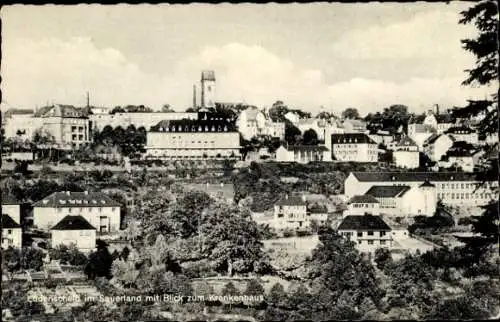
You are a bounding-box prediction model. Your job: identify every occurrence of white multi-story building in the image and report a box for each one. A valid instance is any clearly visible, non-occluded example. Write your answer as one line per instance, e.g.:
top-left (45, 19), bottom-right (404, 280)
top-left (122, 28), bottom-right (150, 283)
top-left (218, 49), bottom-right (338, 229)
top-left (328, 133), bottom-right (378, 163)
top-left (344, 171), bottom-right (497, 206)
top-left (275, 144), bottom-right (328, 163)
top-left (393, 136), bottom-right (420, 169)
top-left (1, 109), bottom-right (41, 141)
top-left (51, 215), bottom-right (96, 252)
top-left (32, 191), bottom-right (121, 233)
top-left (145, 119), bottom-right (241, 160)
top-left (2, 215), bottom-right (22, 249)
top-left (445, 126), bottom-right (479, 145)
top-left (272, 195), bottom-right (308, 230)
top-left (90, 112), bottom-right (198, 131)
top-left (364, 182), bottom-right (436, 217)
top-left (338, 214), bottom-right (393, 253)
top-left (423, 134), bottom-right (455, 162)
top-left (236, 107), bottom-right (285, 140)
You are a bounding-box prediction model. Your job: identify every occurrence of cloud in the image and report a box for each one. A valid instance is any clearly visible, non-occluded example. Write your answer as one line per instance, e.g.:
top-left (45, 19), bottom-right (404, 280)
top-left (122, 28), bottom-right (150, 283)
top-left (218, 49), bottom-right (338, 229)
top-left (330, 10), bottom-right (475, 60)
top-left (1, 37), bottom-right (491, 116)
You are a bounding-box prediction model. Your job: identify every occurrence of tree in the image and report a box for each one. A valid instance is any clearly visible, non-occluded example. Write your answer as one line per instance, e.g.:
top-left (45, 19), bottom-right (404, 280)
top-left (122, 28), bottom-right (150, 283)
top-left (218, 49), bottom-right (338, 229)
top-left (221, 281), bottom-right (240, 296)
top-left (20, 247), bottom-right (44, 271)
top-left (284, 120), bottom-right (302, 145)
top-left (169, 190), bottom-right (213, 239)
top-left (161, 104), bottom-right (175, 113)
top-left (302, 128), bottom-right (319, 145)
top-left (49, 244), bottom-right (87, 266)
top-left (245, 279), bottom-right (265, 296)
top-left (453, 1), bottom-right (498, 138)
top-left (374, 248), bottom-right (392, 270)
top-left (85, 239), bottom-right (113, 279)
top-left (342, 107), bottom-right (360, 120)
top-left (268, 100), bottom-right (289, 122)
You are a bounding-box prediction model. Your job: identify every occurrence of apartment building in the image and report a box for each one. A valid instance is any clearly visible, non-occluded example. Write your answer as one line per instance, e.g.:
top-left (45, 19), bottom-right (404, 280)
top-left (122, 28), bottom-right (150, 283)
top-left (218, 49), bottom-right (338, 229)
top-left (445, 126), bottom-right (479, 145)
top-left (145, 119), bottom-right (241, 160)
top-left (328, 133), bottom-right (378, 162)
top-left (344, 171), bottom-right (497, 206)
top-left (50, 215), bottom-right (97, 252)
top-left (338, 214), bottom-right (393, 252)
top-left (393, 136), bottom-right (420, 169)
top-left (90, 112), bottom-right (198, 131)
top-left (32, 191), bottom-right (121, 232)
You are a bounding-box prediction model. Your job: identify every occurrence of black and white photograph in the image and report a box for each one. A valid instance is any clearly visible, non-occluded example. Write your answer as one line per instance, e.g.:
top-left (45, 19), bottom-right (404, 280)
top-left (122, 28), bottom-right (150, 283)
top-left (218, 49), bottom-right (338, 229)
top-left (0, 2), bottom-right (498, 321)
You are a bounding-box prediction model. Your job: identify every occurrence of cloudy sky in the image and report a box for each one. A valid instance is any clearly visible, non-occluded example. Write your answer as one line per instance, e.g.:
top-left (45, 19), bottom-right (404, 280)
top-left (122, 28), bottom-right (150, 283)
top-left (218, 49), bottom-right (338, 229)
top-left (0, 3), bottom-right (493, 115)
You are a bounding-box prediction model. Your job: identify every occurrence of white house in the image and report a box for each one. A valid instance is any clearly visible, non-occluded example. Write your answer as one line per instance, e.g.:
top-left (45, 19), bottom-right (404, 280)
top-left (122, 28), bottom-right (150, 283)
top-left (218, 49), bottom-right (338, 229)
top-left (273, 195), bottom-right (308, 230)
top-left (2, 194), bottom-right (21, 224)
top-left (344, 171), bottom-right (497, 206)
top-left (32, 191), bottom-right (121, 233)
top-left (2, 215), bottom-right (22, 249)
top-left (445, 126), bottom-right (479, 145)
top-left (439, 149), bottom-right (475, 172)
top-left (50, 215), bottom-right (97, 252)
top-left (344, 195), bottom-right (380, 216)
top-left (341, 119), bottom-right (368, 134)
top-left (284, 111), bottom-right (301, 124)
top-left (275, 144), bottom-right (327, 163)
top-left (329, 133), bottom-right (378, 163)
top-left (393, 136), bottom-right (420, 169)
top-left (236, 107), bottom-right (267, 140)
top-left (407, 124), bottom-right (435, 151)
top-left (338, 214), bottom-right (393, 253)
top-left (365, 181), bottom-right (436, 217)
top-left (423, 134), bottom-right (455, 162)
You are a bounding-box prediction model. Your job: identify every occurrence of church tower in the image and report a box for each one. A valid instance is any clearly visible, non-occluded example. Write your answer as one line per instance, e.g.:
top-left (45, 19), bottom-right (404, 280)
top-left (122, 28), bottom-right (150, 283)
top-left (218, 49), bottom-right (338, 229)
top-left (201, 70), bottom-right (216, 108)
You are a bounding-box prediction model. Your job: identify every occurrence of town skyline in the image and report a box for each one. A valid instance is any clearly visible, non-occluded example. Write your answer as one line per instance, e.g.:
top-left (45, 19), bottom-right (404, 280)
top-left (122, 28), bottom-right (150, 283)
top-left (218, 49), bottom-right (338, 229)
top-left (1, 3), bottom-right (495, 114)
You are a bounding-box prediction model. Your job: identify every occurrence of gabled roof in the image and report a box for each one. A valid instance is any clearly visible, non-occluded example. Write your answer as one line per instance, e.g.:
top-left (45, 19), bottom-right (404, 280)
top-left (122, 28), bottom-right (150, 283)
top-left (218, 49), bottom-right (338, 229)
top-left (35, 105), bottom-right (88, 118)
top-left (395, 136), bottom-right (418, 147)
top-left (350, 171), bottom-right (486, 182)
top-left (338, 215), bottom-right (391, 231)
top-left (51, 215), bottom-right (96, 231)
top-left (2, 215), bottom-right (21, 229)
top-left (331, 133), bottom-right (376, 145)
top-left (419, 180), bottom-right (436, 188)
top-left (348, 195), bottom-right (379, 204)
top-left (32, 191), bottom-right (121, 208)
top-left (276, 195), bottom-right (306, 206)
top-left (365, 185), bottom-right (412, 198)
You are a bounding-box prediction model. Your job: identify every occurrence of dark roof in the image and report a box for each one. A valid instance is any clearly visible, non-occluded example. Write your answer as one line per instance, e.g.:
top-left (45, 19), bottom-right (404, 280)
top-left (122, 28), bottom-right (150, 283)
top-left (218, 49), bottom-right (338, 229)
top-left (395, 136), bottom-right (418, 147)
top-left (4, 108), bottom-right (34, 117)
top-left (283, 145), bottom-right (329, 152)
top-left (276, 195), bottom-right (306, 206)
top-left (365, 185), bottom-right (412, 198)
top-left (435, 113), bottom-right (455, 124)
top-left (338, 215), bottom-right (391, 231)
top-left (2, 215), bottom-right (21, 229)
top-left (424, 134), bottom-right (454, 146)
top-left (2, 194), bottom-right (20, 205)
top-left (420, 180), bottom-right (436, 188)
top-left (34, 105), bottom-right (88, 118)
top-left (446, 149), bottom-right (473, 158)
top-left (51, 215), bottom-right (96, 230)
top-left (446, 126), bottom-right (476, 134)
top-left (350, 171), bottom-right (488, 182)
top-left (331, 133), bottom-right (376, 145)
top-left (348, 195), bottom-right (379, 204)
top-left (32, 191), bottom-right (121, 208)
top-left (150, 119), bottom-right (236, 132)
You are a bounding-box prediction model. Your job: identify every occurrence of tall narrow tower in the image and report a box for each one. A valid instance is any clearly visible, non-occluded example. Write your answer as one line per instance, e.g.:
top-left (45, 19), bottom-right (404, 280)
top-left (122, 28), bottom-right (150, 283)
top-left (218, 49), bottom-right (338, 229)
top-left (200, 70), bottom-right (216, 108)
top-left (192, 84), bottom-right (197, 108)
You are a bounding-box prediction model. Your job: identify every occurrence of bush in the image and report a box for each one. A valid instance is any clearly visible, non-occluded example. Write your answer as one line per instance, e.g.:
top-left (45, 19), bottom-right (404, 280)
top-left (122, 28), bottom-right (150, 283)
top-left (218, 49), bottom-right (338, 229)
top-left (49, 244), bottom-right (88, 266)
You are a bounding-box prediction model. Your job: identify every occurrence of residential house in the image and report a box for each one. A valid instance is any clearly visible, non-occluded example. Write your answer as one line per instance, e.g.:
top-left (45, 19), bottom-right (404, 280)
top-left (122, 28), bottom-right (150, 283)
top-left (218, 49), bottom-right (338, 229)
top-left (145, 119), bottom-right (241, 160)
top-left (445, 126), bottom-right (479, 145)
top-left (409, 109), bottom-right (455, 134)
top-left (328, 133), bottom-right (378, 163)
top-left (236, 107), bottom-right (285, 140)
top-left (1, 215), bottom-right (22, 249)
top-left (273, 195), bottom-right (308, 230)
top-left (33, 191), bottom-right (121, 233)
top-left (393, 136), bottom-right (420, 169)
top-left (2, 194), bottom-right (21, 224)
top-left (344, 171), bottom-right (497, 206)
top-left (407, 123), bottom-right (435, 151)
top-left (284, 111), bottom-right (300, 124)
top-left (275, 144), bottom-right (327, 163)
top-left (364, 182), bottom-right (436, 217)
top-left (369, 130), bottom-right (394, 146)
top-left (50, 215), bottom-right (96, 252)
top-left (344, 195), bottom-right (380, 216)
top-left (337, 214), bottom-right (393, 252)
top-left (341, 119), bottom-right (368, 134)
top-left (439, 148), bottom-right (475, 172)
top-left (423, 134), bottom-right (455, 162)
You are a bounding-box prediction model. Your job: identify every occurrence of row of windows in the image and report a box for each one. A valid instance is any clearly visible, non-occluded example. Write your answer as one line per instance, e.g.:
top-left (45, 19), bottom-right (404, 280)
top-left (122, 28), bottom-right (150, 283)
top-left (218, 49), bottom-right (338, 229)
top-left (157, 125), bottom-right (229, 132)
top-left (342, 231), bottom-right (387, 237)
top-left (359, 240), bottom-right (387, 245)
top-left (438, 192), bottom-right (493, 200)
top-left (71, 134), bottom-right (85, 141)
top-left (71, 126), bottom-right (85, 132)
top-left (57, 207), bottom-right (116, 213)
top-left (352, 203), bottom-right (376, 208)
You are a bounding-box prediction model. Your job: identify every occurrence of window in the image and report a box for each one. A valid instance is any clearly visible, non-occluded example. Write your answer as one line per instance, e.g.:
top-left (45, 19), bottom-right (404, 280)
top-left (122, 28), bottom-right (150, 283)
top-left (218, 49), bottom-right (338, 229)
top-left (7, 229), bottom-right (12, 234)
top-left (358, 240), bottom-right (362, 244)
top-left (367, 231), bottom-right (374, 236)
top-left (99, 207), bottom-right (102, 212)
top-left (380, 231), bottom-right (386, 237)
top-left (368, 240), bottom-right (374, 245)
top-left (380, 240), bottom-right (386, 245)
top-left (68, 208), bottom-right (72, 213)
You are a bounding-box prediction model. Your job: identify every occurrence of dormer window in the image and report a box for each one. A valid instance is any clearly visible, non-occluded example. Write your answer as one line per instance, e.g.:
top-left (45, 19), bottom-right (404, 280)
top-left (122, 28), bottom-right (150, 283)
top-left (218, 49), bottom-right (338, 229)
top-left (172, 127), bottom-right (176, 132)
top-left (211, 126), bottom-right (215, 131)
top-left (205, 126), bottom-right (209, 131)
top-left (178, 126), bottom-right (182, 131)
top-left (198, 126), bottom-right (202, 131)
top-left (59, 200), bottom-right (66, 204)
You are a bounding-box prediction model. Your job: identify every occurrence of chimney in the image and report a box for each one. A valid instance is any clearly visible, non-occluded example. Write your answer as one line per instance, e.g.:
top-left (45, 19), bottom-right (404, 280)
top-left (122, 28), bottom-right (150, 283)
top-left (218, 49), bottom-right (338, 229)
top-left (193, 84), bottom-right (197, 108)
top-left (435, 104), bottom-right (440, 115)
